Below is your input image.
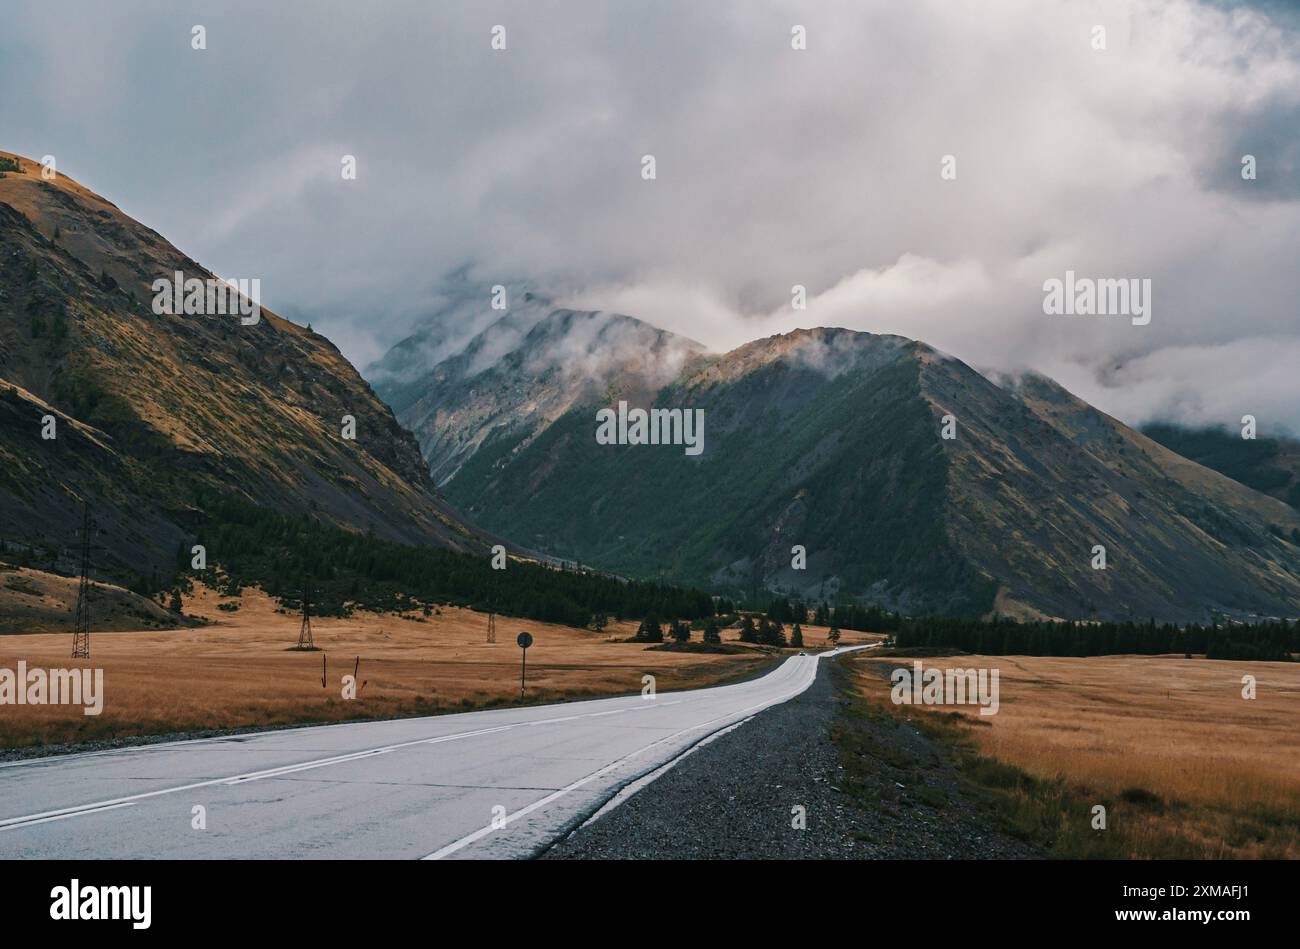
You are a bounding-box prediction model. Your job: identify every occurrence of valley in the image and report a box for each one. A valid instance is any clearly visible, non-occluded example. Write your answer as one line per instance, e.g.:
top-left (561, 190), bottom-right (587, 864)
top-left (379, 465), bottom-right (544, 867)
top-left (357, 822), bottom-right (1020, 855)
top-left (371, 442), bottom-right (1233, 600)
top-left (1, 149), bottom-right (1295, 874)
top-left (0, 579), bottom-right (870, 753)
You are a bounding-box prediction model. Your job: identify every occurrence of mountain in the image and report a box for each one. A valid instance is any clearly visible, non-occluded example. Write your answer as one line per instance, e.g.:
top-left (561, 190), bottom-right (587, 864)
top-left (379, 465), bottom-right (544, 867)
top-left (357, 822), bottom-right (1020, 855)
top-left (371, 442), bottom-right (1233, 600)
top-left (1140, 422), bottom-right (1300, 511)
top-left (373, 316), bottom-right (1300, 622)
top-left (0, 151), bottom-right (491, 590)
top-left (371, 304), bottom-right (707, 484)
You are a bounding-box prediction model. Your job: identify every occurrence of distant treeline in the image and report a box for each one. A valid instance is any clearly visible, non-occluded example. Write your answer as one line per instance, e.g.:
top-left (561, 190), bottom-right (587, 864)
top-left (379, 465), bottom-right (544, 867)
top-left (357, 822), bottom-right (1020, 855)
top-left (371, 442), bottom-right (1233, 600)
top-left (766, 597), bottom-right (903, 633)
top-left (180, 493), bottom-right (718, 627)
top-left (819, 602), bottom-right (902, 633)
top-left (895, 615), bottom-right (1298, 661)
top-left (768, 595), bottom-right (1294, 660)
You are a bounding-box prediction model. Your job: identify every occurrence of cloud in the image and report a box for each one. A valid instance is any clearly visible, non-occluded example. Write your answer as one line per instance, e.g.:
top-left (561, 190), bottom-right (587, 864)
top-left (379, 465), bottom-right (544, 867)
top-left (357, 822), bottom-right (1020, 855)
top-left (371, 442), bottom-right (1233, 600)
top-left (1051, 337), bottom-right (1300, 435)
top-left (3, 0), bottom-right (1298, 431)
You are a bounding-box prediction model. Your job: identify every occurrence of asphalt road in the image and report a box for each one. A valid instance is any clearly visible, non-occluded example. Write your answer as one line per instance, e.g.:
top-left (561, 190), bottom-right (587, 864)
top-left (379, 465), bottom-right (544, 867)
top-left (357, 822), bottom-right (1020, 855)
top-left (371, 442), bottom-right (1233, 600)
top-left (0, 646), bottom-right (869, 859)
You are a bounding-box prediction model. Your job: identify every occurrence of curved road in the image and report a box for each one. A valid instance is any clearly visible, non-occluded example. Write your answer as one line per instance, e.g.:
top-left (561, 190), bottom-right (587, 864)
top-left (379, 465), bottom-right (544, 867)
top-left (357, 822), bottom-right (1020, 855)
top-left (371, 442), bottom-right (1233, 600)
top-left (0, 646), bottom-right (870, 859)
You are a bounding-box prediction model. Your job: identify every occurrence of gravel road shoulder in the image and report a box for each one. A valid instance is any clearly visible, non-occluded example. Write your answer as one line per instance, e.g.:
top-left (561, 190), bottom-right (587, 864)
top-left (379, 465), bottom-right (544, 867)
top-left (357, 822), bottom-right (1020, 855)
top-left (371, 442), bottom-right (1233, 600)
top-left (542, 654), bottom-right (1041, 859)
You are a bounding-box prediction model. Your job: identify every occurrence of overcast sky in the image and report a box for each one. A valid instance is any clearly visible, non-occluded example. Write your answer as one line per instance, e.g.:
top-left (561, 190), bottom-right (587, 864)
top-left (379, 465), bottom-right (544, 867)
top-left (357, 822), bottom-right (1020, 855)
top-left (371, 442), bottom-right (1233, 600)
top-left (4, 0), bottom-right (1298, 432)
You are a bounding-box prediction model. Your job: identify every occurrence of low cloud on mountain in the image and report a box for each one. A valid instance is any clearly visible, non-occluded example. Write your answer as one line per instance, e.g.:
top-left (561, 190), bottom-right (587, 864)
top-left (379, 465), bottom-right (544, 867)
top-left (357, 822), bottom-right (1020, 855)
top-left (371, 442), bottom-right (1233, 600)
top-left (5, 0), bottom-right (1298, 431)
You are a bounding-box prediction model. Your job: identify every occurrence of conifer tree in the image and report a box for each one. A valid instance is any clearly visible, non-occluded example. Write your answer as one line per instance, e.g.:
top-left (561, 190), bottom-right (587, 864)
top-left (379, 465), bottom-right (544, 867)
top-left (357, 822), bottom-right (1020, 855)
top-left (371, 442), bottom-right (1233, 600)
top-left (637, 614), bottom-right (663, 643)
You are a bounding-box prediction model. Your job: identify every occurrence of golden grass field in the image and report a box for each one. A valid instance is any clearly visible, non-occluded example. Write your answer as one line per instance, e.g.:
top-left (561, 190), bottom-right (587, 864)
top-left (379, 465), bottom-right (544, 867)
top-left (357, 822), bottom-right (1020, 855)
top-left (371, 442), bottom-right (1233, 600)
top-left (0, 583), bottom-right (868, 751)
top-left (851, 652), bottom-right (1300, 858)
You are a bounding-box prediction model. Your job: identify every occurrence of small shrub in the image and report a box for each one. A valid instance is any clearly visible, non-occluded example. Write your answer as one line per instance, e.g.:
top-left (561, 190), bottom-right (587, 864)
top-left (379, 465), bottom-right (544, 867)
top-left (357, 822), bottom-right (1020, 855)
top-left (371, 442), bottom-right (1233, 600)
top-left (1120, 786), bottom-right (1164, 808)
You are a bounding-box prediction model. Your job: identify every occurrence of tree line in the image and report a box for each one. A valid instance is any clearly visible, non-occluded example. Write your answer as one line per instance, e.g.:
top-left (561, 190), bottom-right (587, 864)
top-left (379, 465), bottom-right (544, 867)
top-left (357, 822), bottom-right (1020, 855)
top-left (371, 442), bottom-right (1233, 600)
top-left (894, 615), bottom-right (1298, 661)
top-left (631, 612), bottom-right (807, 649)
top-left (179, 493), bottom-right (718, 628)
top-left (767, 597), bottom-right (902, 633)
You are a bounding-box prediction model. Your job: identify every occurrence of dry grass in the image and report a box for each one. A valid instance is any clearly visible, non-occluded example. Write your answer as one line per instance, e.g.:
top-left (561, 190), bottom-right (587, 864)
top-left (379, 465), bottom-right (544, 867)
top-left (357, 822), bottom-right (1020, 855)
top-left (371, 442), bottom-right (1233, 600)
top-left (0, 584), bottom-right (868, 751)
top-left (850, 652), bottom-right (1300, 858)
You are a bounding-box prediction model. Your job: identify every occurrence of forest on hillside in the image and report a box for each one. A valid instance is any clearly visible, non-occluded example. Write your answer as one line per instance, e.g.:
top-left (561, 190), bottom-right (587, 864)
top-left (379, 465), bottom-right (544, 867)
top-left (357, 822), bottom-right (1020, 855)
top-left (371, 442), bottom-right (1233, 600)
top-left (175, 493), bottom-right (719, 628)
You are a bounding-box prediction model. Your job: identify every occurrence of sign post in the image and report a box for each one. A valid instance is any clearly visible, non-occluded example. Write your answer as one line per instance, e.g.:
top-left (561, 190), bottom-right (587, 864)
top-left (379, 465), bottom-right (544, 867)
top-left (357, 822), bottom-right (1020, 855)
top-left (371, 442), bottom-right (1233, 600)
top-left (517, 631), bottom-right (533, 699)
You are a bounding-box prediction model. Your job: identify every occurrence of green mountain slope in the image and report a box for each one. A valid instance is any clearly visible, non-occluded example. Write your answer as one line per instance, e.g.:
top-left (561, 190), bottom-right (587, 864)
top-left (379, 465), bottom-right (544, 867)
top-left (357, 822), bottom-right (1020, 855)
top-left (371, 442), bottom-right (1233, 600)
top-left (1141, 422), bottom-right (1300, 510)
top-left (385, 319), bottom-right (1300, 622)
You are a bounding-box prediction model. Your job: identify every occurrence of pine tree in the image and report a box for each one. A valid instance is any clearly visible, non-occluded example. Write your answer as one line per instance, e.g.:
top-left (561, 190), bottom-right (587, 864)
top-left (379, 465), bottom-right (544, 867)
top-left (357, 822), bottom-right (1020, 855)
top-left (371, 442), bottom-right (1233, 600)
top-left (827, 624), bottom-right (841, 645)
top-left (637, 614), bottom-right (663, 643)
top-left (739, 615), bottom-right (758, 643)
top-left (703, 617), bottom-right (721, 644)
top-left (791, 623), bottom-right (804, 648)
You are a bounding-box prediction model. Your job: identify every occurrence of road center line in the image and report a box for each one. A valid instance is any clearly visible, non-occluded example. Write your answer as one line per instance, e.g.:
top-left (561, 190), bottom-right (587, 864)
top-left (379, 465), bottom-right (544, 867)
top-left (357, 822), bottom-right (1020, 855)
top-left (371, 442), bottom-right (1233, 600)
top-left (0, 691), bottom-right (693, 828)
top-left (0, 648), bottom-right (871, 840)
top-left (0, 802), bottom-right (136, 833)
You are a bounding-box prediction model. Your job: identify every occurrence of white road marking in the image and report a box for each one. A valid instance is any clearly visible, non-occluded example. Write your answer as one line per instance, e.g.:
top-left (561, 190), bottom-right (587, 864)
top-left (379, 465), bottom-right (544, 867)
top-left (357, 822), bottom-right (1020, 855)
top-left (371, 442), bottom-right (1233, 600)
top-left (222, 748), bottom-right (395, 785)
top-left (419, 645), bottom-right (875, 859)
top-left (0, 699), bottom-right (680, 829)
top-left (0, 644), bottom-right (876, 853)
top-left (420, 672), bottom-right (825, 860)
top-left (574, 715), bottom-right (755, 831)
top-left (0, 802), bottom-right (135, 832)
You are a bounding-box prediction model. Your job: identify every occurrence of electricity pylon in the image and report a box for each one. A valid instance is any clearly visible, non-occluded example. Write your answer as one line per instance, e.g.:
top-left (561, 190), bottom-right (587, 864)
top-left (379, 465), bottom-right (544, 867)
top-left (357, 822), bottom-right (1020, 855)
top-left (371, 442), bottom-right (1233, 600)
top-left (296, 579), bottom-right (315, 650)
top-left (71, 502), bottom-right (93, 659)
top-left (486, 569), bottom-right (498, 643)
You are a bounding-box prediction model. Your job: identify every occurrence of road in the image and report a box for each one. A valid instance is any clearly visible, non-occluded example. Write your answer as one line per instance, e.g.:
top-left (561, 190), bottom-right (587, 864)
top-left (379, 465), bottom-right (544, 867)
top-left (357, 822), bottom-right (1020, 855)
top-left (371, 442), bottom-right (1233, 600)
top-left (0, 646), bottom-right (870, 859)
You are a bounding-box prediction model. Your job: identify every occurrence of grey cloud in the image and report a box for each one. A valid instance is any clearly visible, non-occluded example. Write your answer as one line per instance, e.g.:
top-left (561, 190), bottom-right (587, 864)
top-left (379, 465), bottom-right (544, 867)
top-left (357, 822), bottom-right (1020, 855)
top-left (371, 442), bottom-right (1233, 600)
top-left (3, 0), bottom-right (1298, 432)
top-left (1203, 96), bottom-right (1300, 201)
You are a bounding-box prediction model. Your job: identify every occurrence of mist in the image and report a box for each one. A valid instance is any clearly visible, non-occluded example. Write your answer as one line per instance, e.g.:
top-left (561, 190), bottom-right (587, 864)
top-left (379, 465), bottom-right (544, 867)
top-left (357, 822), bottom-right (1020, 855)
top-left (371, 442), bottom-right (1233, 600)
top-left (3, 0), bottom-right (1298, 432)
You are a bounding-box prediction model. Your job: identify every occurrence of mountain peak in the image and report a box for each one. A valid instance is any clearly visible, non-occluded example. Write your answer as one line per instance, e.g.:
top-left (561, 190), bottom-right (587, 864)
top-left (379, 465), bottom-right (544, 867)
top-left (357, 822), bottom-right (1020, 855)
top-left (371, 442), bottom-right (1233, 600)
top-left (382, 306), bottom-right (1300, 622)
top-left (372, 302), bottom-right (708, 484)
top-left (685, 325), bottom-right (921, 393)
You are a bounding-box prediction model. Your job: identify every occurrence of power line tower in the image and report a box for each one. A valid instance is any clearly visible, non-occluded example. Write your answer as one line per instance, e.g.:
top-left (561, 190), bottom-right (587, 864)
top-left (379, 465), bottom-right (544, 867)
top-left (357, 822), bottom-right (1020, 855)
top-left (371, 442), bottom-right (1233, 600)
top-left (71, 502), bottom-right (93, 659)
top-left (296, 579), bottom-right (316, 650)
